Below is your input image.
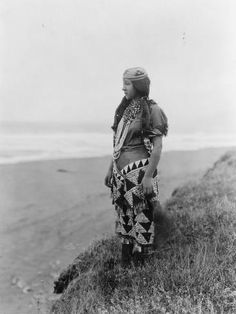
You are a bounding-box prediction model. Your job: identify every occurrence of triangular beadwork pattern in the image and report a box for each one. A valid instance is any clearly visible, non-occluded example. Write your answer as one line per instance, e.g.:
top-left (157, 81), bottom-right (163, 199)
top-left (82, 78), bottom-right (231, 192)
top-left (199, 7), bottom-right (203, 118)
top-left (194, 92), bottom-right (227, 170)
top-left (137, 169), bottom-right (145, 184)
top-left (132, 185), bottom-right (144, 201)
top-left (144, 159), bottom-right (149, 166)
top-left (123, 224), bottom-right (133, 234)
top-left (142, 232), bottom-right (152, 243)
top-left (128, 227), bottom-right (136, 238)
top-left (113, 158), bottom-right (158, 246)
top-left (142, 208), bottom-right (153, 222)
top-left (135, 212), bottom-right (151, 223)
top-left (138, 160), bottom-right (144, 168)
top-left (124, 190), bottom-right (134, 208)
top-left (122, 215), bottom-right (130, 226)
top-left (127, 218), bottom-right (133, 226)
top-left (121, 165), bottom-right (128, 175)
top-left (116, 196), bottom-right (125, 208)
top-left (125, 179), bottom-right (136, 191)
top-left (126, 170), bottom-right (139, 185)
top-left (135, 222), bottom-right (149, 234)
top-left (136, 232), bottom-right (148, 245)
top-left (139, 222), bottom-right (152, 232)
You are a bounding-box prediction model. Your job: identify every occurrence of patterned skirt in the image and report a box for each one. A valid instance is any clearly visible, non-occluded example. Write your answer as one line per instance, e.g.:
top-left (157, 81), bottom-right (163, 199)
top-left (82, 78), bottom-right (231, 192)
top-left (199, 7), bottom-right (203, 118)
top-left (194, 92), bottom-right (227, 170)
top-left (111, 158), bottom-right (159, 253)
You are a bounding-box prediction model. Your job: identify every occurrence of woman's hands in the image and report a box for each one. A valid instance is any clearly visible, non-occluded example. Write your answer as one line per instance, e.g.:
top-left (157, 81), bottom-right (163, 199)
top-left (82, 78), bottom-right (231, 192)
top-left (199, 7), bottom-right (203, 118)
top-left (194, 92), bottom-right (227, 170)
top-left (141, 176), bottom-right (153, 195)
top-left (141, 136), bottom-right (162, 196)
top-left (104, 169), bottom-right (113, 188)
top-left (105, 158), bottom-right (113, 188)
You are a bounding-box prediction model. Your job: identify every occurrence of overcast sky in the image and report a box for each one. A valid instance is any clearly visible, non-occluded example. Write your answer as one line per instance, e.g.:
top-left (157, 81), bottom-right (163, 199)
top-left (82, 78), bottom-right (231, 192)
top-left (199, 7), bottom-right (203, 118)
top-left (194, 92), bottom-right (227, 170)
top-left (0, 0), bottom-right (235, 134)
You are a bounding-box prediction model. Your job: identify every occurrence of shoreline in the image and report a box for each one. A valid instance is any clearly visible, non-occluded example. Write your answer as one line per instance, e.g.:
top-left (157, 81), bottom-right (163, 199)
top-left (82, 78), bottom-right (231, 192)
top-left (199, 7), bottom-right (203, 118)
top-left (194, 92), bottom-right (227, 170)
top-left (0, 145), bottom-right (235, 167)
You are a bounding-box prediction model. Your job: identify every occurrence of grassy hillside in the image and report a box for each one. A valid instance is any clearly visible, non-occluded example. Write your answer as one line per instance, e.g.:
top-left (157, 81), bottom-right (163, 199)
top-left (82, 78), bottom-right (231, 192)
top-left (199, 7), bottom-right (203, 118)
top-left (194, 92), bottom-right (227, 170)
top-left (51, 151), bottom-right (236, 314)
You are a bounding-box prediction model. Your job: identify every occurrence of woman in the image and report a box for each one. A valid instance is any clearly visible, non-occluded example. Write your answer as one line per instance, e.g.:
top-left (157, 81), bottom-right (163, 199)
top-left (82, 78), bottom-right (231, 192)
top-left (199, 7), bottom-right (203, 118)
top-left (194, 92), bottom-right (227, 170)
top-left (105, 67), bottom-right (168, 266)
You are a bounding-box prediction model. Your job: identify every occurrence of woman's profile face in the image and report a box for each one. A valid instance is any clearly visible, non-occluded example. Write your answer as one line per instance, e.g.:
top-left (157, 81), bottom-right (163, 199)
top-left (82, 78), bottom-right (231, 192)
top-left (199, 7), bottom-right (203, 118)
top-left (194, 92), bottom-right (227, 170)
top-left (122, 79), bottom-right (137, 100)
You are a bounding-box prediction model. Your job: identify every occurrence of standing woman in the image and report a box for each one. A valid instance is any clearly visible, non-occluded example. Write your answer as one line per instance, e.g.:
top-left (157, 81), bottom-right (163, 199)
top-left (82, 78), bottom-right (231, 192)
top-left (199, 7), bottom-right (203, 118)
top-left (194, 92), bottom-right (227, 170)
top-left (105, 67), bottom-right (168, 266)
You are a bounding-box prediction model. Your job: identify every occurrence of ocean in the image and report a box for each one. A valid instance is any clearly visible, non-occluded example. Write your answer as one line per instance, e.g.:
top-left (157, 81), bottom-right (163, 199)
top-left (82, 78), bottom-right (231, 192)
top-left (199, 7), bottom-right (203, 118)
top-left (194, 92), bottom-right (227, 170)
top-left (0, 122), bottom-right (236, 164)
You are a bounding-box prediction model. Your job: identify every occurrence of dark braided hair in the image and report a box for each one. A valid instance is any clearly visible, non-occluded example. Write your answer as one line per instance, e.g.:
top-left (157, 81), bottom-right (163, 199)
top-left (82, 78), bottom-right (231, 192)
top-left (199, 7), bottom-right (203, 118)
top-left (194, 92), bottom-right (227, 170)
top-left (140, 97), bottom-right (152, 136)
top-left (111, 96), bottom-right (131, 132)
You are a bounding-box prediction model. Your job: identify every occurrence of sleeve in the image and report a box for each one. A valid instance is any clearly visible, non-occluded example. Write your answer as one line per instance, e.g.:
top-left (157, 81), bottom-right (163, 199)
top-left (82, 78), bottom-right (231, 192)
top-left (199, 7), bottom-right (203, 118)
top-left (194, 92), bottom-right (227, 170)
top-left (147, 103), bottom-right (168, 138)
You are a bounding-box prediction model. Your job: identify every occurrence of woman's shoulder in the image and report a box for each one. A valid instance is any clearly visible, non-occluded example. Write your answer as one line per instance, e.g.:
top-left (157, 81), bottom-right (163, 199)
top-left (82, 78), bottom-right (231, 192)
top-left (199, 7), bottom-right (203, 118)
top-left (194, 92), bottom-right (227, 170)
top-left (147, 99), bottom-right (165, 114)
top-left (148, 98), bottom-right (158, 107)
top-left (147, 99), bottom-right (168, 135)
top-left (148, 98), bottom-right (157, 104)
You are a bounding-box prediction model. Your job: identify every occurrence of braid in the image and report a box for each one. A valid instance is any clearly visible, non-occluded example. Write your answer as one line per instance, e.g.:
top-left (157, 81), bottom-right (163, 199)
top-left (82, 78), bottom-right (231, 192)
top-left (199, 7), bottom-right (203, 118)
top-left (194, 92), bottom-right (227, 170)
top-left (141, 98), bottom-right (151, 136)
top-left (111, 97), bottom-right (131, 132)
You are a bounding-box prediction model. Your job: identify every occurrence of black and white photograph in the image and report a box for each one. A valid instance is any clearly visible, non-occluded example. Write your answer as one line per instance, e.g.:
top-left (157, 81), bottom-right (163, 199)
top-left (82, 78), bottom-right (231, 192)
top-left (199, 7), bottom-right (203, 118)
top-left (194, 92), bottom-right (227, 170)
top-left (0, 0), bottom-right (236, 313)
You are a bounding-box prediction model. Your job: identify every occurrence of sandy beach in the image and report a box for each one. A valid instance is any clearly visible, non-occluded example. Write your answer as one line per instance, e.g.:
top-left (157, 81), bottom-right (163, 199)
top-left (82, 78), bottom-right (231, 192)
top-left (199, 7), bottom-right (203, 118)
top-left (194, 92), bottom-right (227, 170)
top-left (0, 147), bottom-right (233, 314)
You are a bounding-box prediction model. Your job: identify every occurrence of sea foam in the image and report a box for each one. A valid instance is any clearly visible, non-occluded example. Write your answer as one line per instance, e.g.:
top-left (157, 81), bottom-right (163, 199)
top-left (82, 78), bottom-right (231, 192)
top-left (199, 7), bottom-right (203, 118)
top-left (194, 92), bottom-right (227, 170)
top-left (0, 124), bottom-right (236, 164)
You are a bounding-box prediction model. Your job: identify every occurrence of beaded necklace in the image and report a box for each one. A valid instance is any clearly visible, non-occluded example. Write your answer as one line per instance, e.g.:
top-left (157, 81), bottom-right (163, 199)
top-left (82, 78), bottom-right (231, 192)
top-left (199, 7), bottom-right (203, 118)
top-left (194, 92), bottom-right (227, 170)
top-left (122, 98), bottom-right (142, 124)
top-left (113, 98), bottom-right (142, 160)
